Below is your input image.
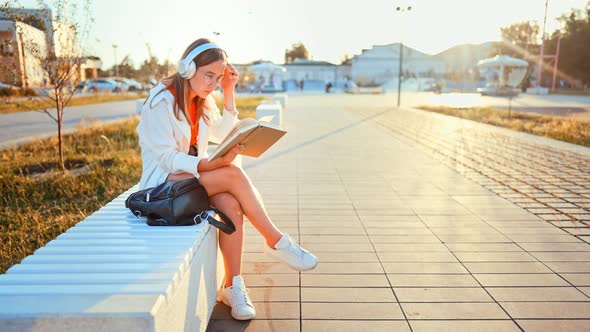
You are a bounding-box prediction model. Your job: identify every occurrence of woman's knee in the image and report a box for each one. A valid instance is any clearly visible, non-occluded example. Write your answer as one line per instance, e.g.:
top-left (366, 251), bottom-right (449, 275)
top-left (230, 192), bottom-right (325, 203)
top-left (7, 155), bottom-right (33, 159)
top-left (199, 165), bottom-right (247, 196)
top-left (223, 164), bottom-right (246, 182)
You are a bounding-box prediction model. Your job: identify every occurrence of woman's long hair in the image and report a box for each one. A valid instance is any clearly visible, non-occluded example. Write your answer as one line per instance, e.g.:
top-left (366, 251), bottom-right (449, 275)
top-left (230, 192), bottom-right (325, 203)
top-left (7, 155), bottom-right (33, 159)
top-left (151, 38), bottom-right (227, 124)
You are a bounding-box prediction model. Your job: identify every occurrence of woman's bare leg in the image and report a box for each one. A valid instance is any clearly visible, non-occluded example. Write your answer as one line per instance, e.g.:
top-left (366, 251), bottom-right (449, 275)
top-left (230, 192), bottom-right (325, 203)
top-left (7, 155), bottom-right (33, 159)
top-left (167, 167), bottom-right (282, 248)
top-left (210, 193), bottom-right (244, 288)
top-left (197, 165), bottom-right (283, 247)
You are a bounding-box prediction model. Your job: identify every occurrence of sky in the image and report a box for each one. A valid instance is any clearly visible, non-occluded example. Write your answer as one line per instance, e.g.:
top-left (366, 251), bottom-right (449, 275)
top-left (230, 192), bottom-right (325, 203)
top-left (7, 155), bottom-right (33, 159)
top-left (16, 0), bottom-right (590, 69)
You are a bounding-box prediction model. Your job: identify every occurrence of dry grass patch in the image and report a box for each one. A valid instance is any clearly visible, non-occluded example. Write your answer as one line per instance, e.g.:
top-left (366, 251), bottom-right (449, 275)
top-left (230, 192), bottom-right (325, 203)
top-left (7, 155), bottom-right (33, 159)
top-left (214, 95), bottom-right (268, 119)
top-left (0, 118), bottom-right (142, 273)
top-left (417, 105), bottom-right (590, 147)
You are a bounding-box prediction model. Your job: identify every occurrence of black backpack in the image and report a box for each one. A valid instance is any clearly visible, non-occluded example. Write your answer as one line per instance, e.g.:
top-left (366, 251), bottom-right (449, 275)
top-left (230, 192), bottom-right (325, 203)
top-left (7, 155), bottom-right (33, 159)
top-left (125, 177), bottom-right (236, 234)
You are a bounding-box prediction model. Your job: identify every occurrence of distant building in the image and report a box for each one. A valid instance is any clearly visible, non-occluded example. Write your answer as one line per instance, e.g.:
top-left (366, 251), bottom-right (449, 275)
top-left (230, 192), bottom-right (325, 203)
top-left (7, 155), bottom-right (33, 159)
top-left (0, 6), bottom-right (93, 88)
top-left (351, 43), bottom-right (445, 85)
top-left (282, 59), bottom-right (350, 84)
top-left (0, 7), bottom-right (53, 87)
top-left (235, 59), bottom-right (351, 92)
top-left (80, 56), bottom-right (102, 81)
top-left (0, 20), bottom-right (48, 87)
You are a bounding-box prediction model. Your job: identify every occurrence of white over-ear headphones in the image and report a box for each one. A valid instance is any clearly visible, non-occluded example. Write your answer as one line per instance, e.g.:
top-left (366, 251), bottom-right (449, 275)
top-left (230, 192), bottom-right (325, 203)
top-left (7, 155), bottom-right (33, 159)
top-left (177, 43), bottom-right (221, 79)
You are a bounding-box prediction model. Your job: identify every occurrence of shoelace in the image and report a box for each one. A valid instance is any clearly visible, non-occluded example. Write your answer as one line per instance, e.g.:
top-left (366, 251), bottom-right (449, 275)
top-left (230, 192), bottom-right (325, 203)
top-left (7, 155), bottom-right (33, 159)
top-left (232, 286), bottom-right (253, 307)
top-left (286, 239), bottom-right (305, 262)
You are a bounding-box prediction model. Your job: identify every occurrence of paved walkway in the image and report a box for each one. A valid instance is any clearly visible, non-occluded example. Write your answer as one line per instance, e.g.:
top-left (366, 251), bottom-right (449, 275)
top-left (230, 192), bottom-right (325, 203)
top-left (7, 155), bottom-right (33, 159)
top-left (206, 94), bottom-right (590, 331)
top-left (353, 104), bottom-right (590, 238)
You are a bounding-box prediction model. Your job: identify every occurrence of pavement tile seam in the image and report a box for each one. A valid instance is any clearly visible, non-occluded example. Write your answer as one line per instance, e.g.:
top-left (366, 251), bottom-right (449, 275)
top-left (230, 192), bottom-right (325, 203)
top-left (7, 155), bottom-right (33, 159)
top-left (328, 165), bottom-right (416, 324)
top-left (410, 204), bottom-right (561, 324)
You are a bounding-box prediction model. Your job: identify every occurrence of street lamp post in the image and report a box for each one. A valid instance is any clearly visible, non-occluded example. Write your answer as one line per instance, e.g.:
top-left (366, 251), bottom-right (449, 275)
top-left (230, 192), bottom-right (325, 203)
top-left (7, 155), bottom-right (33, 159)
top-left (395, 5), bottom-right (411, 108)
top-left (536, 0), bottom-right (548, 88)
top-left (112, 44), bottom-right (118, 76)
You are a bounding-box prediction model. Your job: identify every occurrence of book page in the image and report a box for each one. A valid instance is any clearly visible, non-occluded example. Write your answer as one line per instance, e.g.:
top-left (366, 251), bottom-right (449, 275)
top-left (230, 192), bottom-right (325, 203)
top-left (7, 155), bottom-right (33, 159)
top-left (209, 119), bottom-right (258, 161)
top-left (257, 115), bottom-right (275, 123)
top-left (218, 118), bottom-right (258, 147)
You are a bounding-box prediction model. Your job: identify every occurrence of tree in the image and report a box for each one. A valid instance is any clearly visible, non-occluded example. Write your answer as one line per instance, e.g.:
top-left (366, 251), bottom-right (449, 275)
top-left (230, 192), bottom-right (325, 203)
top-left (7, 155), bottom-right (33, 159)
top-left (494, 20), bottom-right (540, 89)
top-left (501, 21), bottom-right (539, 48)
top-left (237, 66), bottom-right (255, 89)
top-left (544, 4), bottom-right (590, 86)
top-left (1, 0), bottom-right (93, 171)
top-left (135, 55), bottom-right (168, 83)
top-left (112, 54), bottom-right (134, 78)
top-left (340, 53), bottom-right (352, 65)
top-left (284, 42), bottom-right (309, 64)
top-left (495, 20), bottom-right (539, 61)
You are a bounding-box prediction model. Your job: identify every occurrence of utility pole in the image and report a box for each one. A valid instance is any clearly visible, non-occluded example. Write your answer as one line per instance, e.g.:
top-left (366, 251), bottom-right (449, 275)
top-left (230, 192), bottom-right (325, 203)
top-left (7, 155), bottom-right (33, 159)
top-left (112, 44), bottom-right (118, 76)
top-left (551, 35), bottom-right (561, 91)
top-left (536, 0), bottom-right (548, 88)
top-left (395, 5), bottom-right (412, 108)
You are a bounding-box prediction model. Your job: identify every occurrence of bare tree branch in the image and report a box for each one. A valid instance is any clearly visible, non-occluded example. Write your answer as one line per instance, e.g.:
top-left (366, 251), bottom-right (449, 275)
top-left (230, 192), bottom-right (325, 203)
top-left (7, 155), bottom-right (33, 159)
top-left (38, 108), bottom-right (58, 122)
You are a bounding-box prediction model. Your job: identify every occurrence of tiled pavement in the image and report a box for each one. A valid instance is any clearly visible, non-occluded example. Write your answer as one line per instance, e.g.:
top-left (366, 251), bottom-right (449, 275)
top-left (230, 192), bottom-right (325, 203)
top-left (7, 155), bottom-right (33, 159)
top-left (206, 95), bottom-right (590, 332)
top-left (356, 106), bottom-right (590, 237)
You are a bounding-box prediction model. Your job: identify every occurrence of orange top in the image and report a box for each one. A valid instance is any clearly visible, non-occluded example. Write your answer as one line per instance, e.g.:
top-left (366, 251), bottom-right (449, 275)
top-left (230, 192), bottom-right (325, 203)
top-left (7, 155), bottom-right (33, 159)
top-left (167, 85), bottom-right (198, 146)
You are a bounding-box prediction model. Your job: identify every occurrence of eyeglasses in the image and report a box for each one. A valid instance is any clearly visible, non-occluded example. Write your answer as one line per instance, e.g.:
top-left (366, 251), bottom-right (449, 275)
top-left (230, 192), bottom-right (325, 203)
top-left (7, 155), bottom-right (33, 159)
top-left (201, 71), bottom-right (223, 86)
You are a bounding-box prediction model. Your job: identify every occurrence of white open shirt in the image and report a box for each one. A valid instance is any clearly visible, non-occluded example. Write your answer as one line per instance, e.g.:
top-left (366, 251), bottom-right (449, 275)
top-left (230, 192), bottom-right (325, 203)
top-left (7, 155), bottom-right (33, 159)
top-left (136, 83), bottom-right (239, 189)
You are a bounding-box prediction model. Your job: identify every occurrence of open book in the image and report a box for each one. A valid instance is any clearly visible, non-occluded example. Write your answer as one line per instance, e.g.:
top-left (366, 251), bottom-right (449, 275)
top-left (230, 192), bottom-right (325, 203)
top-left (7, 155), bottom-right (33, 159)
top-left (208, 116), bottom-right (287, 162)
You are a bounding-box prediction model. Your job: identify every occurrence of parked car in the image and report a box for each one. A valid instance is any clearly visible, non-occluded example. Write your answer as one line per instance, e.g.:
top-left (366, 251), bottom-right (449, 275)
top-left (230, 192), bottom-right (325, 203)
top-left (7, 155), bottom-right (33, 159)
top-left (0, 82), bottom-right (18, 89)
top-left (78, 78), bottom-right (125, 93)
top-left (110, 77), bottom-right (143, 91)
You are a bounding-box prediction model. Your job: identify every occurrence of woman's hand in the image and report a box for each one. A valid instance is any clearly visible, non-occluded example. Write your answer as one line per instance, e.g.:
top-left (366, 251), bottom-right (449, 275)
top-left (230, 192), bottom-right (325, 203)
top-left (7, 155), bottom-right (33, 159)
top-left (220, 144), bottom-right (241, 165)
top-left (197, 144), bottom-right (242, 172)
top-left (221, 64), bottom-right (239, 113)
top-left (220, 64), bottom-right (239, 93)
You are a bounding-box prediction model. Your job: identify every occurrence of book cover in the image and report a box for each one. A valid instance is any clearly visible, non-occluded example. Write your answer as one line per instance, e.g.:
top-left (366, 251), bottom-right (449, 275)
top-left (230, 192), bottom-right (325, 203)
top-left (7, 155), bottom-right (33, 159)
top-left (208, 117), bottom-right (287, 161)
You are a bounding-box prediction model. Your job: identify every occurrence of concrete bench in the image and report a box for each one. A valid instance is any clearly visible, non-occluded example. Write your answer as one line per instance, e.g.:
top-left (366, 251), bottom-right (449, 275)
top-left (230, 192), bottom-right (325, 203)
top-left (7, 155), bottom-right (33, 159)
top-left (0, 185), bottom-right (223, 332)
top-left (272, 93), bottom-right (287, 110)
top-left (256, 102), bottom-right (283, 127)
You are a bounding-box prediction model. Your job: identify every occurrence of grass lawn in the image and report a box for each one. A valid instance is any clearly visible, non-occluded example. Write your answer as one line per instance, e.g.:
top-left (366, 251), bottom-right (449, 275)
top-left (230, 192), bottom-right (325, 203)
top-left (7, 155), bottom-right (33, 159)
top-left (417, 105), bottom-right (590, 148)
top-left (0, 93), bottom-right (147, 115)
top-left (0, 96), bottom-right (263, 273)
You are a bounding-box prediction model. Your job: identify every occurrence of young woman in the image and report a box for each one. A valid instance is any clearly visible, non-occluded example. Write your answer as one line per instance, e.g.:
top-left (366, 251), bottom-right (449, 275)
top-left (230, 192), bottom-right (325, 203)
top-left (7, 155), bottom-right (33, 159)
top-left (136, 38), bottom-right (318, 321)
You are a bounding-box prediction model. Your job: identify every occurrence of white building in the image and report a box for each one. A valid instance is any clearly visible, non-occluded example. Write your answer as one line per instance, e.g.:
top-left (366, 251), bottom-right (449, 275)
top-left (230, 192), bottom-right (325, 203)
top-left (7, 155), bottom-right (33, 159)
top-left (0, 6), bottom-right (88, 88)
top-left (282, 59), bottom-right (350, 83)
top-left (237, 59), bottom-right (351, 92)
top-left (351, 43), bottom-right (445, 85)
top-left (0, 20), bottom-right (48, 87)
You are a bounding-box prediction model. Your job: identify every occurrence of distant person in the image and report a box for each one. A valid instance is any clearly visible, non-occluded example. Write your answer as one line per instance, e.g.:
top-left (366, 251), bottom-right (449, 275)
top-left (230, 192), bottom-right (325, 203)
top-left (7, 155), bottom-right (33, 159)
top-left (325, 81), bottom-right (332, 93)
top-left (521, 76), bottom-right (531, 92)
top-left (300, 79), bottom-right (304, 91)
top-left (136, 38), bottom-right (318, 321)
top-left (433, 82), bottom-right (441, 94)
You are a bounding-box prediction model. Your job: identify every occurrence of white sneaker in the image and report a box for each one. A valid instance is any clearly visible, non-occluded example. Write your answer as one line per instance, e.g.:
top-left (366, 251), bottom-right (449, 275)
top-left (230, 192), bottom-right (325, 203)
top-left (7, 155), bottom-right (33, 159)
top-left (217, 275), bottom-right (256, 320)
top-left (264, 233), bottom-right (318, 271)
